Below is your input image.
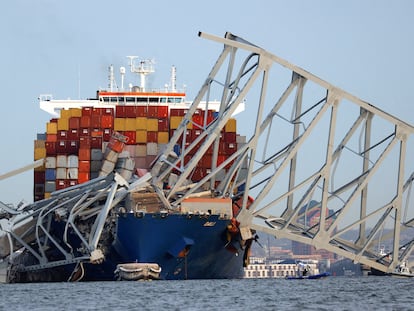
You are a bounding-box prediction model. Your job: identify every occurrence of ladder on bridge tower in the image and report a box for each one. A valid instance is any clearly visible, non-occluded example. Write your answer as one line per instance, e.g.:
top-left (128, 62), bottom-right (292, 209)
top-left (152, 32), bottom-right (414, 274)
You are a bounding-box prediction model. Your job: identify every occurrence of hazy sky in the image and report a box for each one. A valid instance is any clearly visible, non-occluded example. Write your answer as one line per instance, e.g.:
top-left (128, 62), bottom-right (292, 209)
top-left (1, 0), bottom-right (413, 204)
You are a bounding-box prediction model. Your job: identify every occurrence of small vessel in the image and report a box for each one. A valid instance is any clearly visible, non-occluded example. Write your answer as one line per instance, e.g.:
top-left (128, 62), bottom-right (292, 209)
top-left (285, 261), bottom-right (330, 280)
top-left (115, 263), bottom-right (161, 281)
top-left (390, 261), bottom-right (413, 278)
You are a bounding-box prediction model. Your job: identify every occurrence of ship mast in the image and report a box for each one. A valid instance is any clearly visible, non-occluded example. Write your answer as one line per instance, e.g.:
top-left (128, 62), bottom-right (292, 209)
top-left (127, 56), bottom-right (154, 92)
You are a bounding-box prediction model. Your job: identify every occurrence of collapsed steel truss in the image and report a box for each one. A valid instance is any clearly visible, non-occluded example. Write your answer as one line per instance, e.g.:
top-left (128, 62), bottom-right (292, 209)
top-left (153, 32), bottom-right (414, 273)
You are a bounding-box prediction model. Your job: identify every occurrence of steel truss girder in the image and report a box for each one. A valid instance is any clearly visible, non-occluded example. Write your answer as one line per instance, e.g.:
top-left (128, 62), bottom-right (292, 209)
top-left (152, 32), bottom-right (414, 274)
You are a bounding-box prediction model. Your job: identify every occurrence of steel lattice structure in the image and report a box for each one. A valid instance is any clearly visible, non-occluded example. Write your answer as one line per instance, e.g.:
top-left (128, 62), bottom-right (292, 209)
top-left (153, 32), bottom-right (414, 273)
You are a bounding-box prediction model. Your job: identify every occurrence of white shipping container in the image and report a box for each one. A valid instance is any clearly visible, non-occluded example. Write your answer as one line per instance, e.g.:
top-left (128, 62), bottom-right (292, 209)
top-left (45, 156), bottom-right (56, 169)
top-left (100, 160), bottom-right (115, 175)
top-left (123, 145), bottom-right (135, 157)
top-left (56, 167), bottom-right (67, 179)
top-left (236, 135), bottom-right (246, 144)
top-left (116, 157), bottom-right (135, 170)
top-left (56, 155), bottom-right (67, 168)
top-left (104, 149), bottom-right (119, 163)
top-left (146, 142), bottom-right (158, 156)
top-left (67, 168), bottom-right (78, 179)
top-left (117, 168), bottom-right (133, 181)
top-left (67, 155), bottom-right (79, 168)
top-left (135, 144), bottom-right (147, 157)
top-left (181, 198), bottom-right (233, 216)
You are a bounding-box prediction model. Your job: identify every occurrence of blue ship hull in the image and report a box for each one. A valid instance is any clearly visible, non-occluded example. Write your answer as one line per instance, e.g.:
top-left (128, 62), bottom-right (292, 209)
top-left (112, 213), bottom-right (245, 280)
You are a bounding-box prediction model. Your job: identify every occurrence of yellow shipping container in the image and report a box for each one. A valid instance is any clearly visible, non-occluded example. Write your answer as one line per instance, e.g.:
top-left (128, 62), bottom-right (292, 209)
top-left (60, 109), bottom-right (72, 119)
top-left (136, 130), bottom-right (147, 143)
top-left (225, 118), bottom-right (237, 132)
top-left (34, 147), bottom-right (46, 160)
top-left (46, 122), bottom-right (58, 134)
top-left (158, 132), bottom-right (169, 144)
top-left (114, 118), bottom-right (125, 131)
top-left (136, 117), bottom-right (147, 130)
top-left (125, 118), bottom-right (137, 131)
top-left (69, 108), bottom-right (82, 117)
top-left (146, 118), bottom-right (158, 131)
top-left (57, 118), bottom-right (69, 131)
top-left (34, 140), bottom-right (45, 148)
top-left (44, 193), bottom-right (51, 199)
top-left (170, 116), bottom-right (192, 129)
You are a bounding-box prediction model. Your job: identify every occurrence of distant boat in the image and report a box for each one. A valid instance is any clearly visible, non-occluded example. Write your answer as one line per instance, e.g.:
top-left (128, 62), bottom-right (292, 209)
top-left (286, 272), bottom-right (330, 280)
top-left (285, 261), bottom-right (330, 279)
top-left (390, 261), bottom-right (413, 278)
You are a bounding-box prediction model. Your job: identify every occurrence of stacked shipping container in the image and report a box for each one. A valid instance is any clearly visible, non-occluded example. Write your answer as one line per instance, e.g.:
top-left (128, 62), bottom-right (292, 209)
top-left (33, 104), bottom-right (238, 201)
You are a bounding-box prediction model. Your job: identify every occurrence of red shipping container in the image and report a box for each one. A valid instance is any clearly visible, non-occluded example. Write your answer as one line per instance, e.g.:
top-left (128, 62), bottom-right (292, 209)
top-left (82, 107), bottom-right (93, 116)
top-left (56, 140), bottom-right (67, 154)
top-left (225, 142), bottom-right (237, 154)
top-left (124, 106), bottom-right (137, 118)
top-left (46, 134), bottom-right (57, 142)
top-left (78, 160), bottom-right (90, 172)
top-left (91, 114), bottom-right (101, 128)
top-left (34, 171), bottom-right (45, 184)
top-left (92, 107), bottom-right (103, 116)
top-left (68, 180), bottom-right (78, 187)
top-left (192, 115), bottom-right (204, 128)
top-left (115, 106), bottom-right (126, 118)
top-left (67, 140), bottom-right (79, 154)
top-left (91, 128), bottom-right (103, 137)
top-left (45, 142), bottom-right (56, 155)
top-left (56, 179), bottom-right (68, 190)
top-left (79, 137), bottom-right (91, 148)
top-left (123, 131), bottom-right (136, 145)
top-left (101, 115), bottom-right (114, 128)
top-left (78, 148), bottom-right (91, 161)
top-left (136, 106), bottom-right (147, 117)
top-left (206, 115), bottom-right (215, 126)
top-left (67, 129), bottom-right (79, 140)
top-left (91, 137), bottom-right (102, 149)
top-left (158, 118), bottom-right (169, 131)
top-left (103, 128), bottom-right (112, 141)
top-left (147, 131), bottom-right (158, 143)
top-left (158, 105), bottom-right (168, 118)
top-left (78, 172), bottom-right (90, 184)
top-left (147, 106), bottom-right (158, 118)
top-left (224, 132), bottom-right (237, 143)
top-left (216, 155), bottom-right (227, 167)
top-left (102, 107), bottom-right (114, 116)
top-left (79, 128), bottom-right (90, 137)
top-left (108, 140), bottom-right (124, 153)
top-left (193, 108), bottom-right (203, 116)
top-left (191, 167), bottom-right (206, 181)
top-left (69, 117), bottom-right (81, 129)
top-left (80, 115), bottom-right (91, 128)
top-left (57, 130), bottom-right (68, 140)
top-left (170, 108), bottom-right (187, 116)
top-left (218, 141), bottom-right (227, 155)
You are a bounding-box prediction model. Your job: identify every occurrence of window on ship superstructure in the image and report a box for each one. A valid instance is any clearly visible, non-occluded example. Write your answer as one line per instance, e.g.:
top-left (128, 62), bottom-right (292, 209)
top-left (136, 97), bottom-right (148, 103)
top-left (149, 97), bottom-right (159, 103)
top-left (126, 97), bottom-right (136, 104)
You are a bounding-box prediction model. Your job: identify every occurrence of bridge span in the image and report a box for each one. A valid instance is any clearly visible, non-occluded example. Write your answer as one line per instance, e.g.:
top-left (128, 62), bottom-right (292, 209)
top-left (195, 32), bottom-right (414, 274)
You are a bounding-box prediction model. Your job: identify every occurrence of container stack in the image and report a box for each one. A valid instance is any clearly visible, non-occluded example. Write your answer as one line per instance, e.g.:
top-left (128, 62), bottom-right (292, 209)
top-left (34, 105), bottom-right (239, 201)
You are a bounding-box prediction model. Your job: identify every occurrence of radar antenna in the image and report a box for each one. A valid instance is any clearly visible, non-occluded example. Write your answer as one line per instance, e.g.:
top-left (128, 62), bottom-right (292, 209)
top-left (126, 56), bottom-right (155, 92)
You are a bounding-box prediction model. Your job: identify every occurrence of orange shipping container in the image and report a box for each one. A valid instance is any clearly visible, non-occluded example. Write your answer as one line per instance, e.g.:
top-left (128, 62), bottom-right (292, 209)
top-left (78, 172), bottom-right (90, 184)
top-left (78, 148), bottom-right (91, 161)
top-left (69, 108), bottom-right (82, 117)
top-left (78, 160), bottom-right (90, 172)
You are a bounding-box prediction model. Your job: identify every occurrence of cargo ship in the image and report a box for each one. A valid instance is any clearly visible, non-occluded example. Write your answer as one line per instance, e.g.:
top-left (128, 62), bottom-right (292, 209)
top-left (0, 57), bottom-right (254, 282)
